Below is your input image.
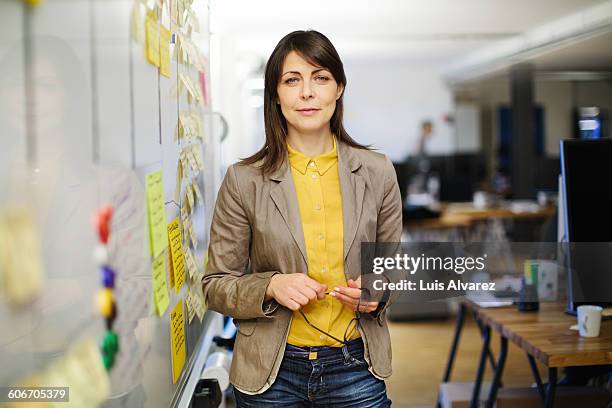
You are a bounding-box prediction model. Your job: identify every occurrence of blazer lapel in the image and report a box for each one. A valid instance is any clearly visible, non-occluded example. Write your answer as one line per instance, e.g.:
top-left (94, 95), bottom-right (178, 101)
top-left (269, 159), bottom-right (308, 267)
top-left (338, 141), bottom-right (364, 262)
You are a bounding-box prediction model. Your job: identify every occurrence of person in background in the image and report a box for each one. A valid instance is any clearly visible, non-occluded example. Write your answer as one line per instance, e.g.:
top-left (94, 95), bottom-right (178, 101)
top-left (406, 119), bottom-right (440, 203)
top-left (415, 119), bottom-right (434, 158)
top-left (202, 30), bottom-right (402, 407)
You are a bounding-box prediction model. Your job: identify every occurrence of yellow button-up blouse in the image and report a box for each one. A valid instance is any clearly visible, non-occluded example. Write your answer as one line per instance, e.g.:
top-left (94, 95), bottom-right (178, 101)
top-left (286, 136), bottom-right (360, 347)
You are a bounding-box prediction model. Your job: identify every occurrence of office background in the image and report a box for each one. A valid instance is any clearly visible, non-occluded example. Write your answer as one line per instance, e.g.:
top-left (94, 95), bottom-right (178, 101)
top-left (207, 1), bottom-right (612, 406)
top-left (0, 0), bottom-right (611, 407)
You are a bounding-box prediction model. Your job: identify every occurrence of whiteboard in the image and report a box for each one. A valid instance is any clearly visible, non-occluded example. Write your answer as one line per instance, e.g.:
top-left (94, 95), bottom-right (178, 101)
top-left (0, 1), bottom-right (223, 407)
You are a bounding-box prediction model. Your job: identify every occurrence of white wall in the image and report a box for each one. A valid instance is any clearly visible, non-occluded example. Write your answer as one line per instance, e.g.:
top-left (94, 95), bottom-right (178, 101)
top-left (538, 81), bottom-right (573, 156)
top-left (210, 35), bottom-right (267, 168)
top-left (342, 60), bottom-right (454, 162)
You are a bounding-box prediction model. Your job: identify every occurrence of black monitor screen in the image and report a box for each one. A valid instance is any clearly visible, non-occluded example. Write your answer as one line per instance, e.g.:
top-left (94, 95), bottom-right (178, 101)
top-left (561, 139), bottom-right (612, 242)
top-left (561, 139), bottom-right (612, 310)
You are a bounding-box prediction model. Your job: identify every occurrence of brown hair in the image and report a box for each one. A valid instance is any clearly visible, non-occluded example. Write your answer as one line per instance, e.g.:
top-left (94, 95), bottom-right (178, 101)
top-left (239, 30), bottom-right (370, 175)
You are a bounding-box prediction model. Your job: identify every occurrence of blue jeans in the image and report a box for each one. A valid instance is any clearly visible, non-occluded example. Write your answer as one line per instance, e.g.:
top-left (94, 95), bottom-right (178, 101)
top-left (234, 339), bottom-right (391, 407)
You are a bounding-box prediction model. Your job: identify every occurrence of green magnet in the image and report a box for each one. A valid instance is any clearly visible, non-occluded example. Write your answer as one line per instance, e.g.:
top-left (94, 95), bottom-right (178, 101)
top-left (102, 351), bottom-right (115, 370)
top-left (101, 330), bottom-right (119, 355)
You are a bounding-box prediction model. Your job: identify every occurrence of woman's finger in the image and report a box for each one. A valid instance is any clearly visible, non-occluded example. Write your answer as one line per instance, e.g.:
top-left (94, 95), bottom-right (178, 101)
top-left (358, 302), bottom-right (378, 313)
top-left (291, 291), bottom-right (310, 306)
top-left (304, 277), bottom-right (327, 295)
top-left (297, 286), bottom-right (318, 301)
top-left (284, 299), bottom-right (300, 311)
top-left (330, 291), bottom-right (359, 307)
top-left (332, 286), bottom-right (361, 300)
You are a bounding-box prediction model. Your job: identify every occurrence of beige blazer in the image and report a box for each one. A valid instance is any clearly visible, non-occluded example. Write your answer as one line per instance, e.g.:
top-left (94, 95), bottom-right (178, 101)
top-left (202, 140), bottom-right (403, 393)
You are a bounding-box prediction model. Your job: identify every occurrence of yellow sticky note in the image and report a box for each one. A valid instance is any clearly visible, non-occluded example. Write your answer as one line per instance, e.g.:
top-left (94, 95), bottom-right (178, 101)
top-left (192, 180), bottom-right (203, 206)
top-left (196, 266), bottom-right (204, 284)
top-left (183, 182), bottom-right (195, 210)
top-left (187, 149), bottom-right (198, 172)
top-left (23, 0), bottom-right (44, 7)
top-left (180, 203), bottom-right (189, 228)
top-left (12, 340), bottom-right (110, 408)
top-left (188, 222), bottom-right (197, 250)
top-left (168, 218), bottom-right (185, 293)
top-left (170, 299), bottom-right (186, 383)
top-left (189, 146), bottom-right (203, 170)
top-left (160, 25), bottom-right (171, 78)
top-left (185, 291), bottom-right (196, 324)
top-left (179, 73), bottom-right (201, 104)
top-left (193, 290), bottom-right (206, 321)
top-left (145, 15), bottom-right (160, 67)
top-left (53, 340), bottom-right (110, 407)
top-left (0, 209), bottom-right (43, 304)
top-left (131, 3), bottom-right (145, 44)
top-left (146, 170), bottom-right (168, 259)
top-left (152, 254), bottom-right (170, 316)
top-left (184, 247), bottom-right (197, 279)
top-left (178, 111), bottom-right (201, 140)
top-left (178, 153), bottom-right (189, 180)
top-left (170, 0), bottom-right (179, 25)
top-left (175, 160), bottom-right (183, 203)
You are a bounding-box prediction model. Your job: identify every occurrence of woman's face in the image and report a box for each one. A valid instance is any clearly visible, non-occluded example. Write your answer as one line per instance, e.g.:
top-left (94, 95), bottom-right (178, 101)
top-left (276, 51), bottom-right (343, 136)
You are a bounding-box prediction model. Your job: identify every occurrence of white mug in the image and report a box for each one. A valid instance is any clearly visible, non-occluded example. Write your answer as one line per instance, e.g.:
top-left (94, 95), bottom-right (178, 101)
top-left (577, 305), bottom-right (603, 338)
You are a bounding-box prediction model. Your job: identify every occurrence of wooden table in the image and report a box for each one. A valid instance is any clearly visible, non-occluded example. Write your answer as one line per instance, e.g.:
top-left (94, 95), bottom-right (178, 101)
top-left (444, 203), bottom-right (556, 222)
top-left (405, 203), bottom-right (556, 235)
top-left (472, 302), bottom-right (612, 407)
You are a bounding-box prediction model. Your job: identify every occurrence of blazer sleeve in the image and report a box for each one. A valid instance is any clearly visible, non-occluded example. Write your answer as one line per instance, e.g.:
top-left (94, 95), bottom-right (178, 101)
top-left (371, 156), bottom-right (404, 320)
top-left (202, 164), bottom-right (279, 319)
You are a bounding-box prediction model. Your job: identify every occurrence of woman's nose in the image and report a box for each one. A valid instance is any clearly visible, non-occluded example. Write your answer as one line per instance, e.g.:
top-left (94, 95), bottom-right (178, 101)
top-left (300, 81), bottom-right (314, 99)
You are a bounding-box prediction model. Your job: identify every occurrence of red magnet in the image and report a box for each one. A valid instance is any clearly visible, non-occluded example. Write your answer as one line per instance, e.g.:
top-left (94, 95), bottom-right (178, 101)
top-left (95, 205), bottom-right (113, 244)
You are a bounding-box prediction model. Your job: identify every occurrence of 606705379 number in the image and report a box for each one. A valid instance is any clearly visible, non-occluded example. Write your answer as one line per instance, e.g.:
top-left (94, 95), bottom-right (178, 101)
top-left (0, 387), bottom-right (69, 402)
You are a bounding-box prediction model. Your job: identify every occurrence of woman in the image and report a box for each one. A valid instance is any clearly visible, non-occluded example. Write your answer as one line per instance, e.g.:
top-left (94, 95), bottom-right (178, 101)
top-left (202, 30), bottom-right (402, 407)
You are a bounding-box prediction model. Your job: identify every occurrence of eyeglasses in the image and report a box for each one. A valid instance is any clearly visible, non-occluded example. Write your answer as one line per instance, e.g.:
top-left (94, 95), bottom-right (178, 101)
top-left (298, 297), bottom-right (362, 346)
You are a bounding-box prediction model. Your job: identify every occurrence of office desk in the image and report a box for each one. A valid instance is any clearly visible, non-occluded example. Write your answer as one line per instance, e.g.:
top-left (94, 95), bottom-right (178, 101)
top-left (443, 203), bottom-right (556, 222)
top-left (472, 302), bottom-right (612, 408)
top-left (405, 203), bottom-right (555, 241)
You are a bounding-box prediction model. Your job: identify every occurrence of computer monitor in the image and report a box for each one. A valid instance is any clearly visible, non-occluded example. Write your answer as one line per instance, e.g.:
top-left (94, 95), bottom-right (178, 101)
top-left (397, 154), bottom-right (486, 203)
top-left (575, 107), bottom-right (607, 139)
top-left (560, 139), bottom-right (612, 313)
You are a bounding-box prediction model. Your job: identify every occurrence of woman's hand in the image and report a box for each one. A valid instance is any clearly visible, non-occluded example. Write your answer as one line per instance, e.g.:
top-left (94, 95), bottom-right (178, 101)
top-left (331, 277), bottom-right (378, 313)
top-left (265, 273), bottom-right (327, 311)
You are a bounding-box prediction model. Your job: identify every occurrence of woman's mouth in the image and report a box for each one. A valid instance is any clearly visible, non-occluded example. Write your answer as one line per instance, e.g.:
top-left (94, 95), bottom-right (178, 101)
top-left (297, 108), bottom-right (321, 116)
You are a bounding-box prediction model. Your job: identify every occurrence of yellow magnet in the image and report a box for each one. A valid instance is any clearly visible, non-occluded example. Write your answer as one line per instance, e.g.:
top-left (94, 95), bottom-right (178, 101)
top-left (96, 288), bottom-right (114, 317)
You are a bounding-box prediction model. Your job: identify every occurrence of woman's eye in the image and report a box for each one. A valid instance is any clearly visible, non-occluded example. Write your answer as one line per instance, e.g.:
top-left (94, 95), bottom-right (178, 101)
top-left (285, 77), bottom-right (299, 84)
top-left (316, 75), bottom-right (329, 81)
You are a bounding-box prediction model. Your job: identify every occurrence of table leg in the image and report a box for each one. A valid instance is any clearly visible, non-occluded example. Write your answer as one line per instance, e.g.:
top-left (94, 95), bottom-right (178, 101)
top-left (437, 302), bottom-right (467, 408)
top-left (526, 353), bottom-right (545, 400)
top-left (485, 335), bottom-right (508, 408)
top-left (543, 367), bottom-right (557, 408)
top-left (472, 310), bottom-right (497, 372)
top-left (442, 302), bottom-right (466, 382)
top-left (470, 325), bottom-right (490, 408)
